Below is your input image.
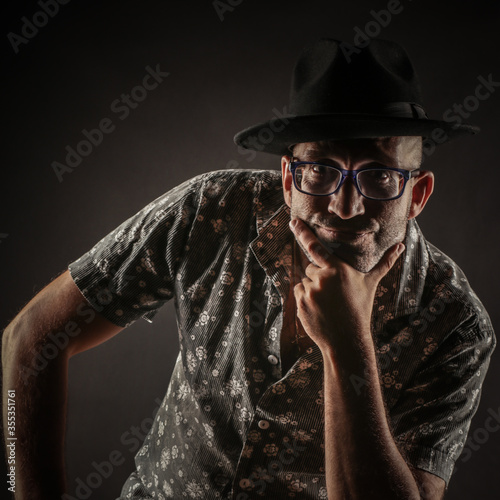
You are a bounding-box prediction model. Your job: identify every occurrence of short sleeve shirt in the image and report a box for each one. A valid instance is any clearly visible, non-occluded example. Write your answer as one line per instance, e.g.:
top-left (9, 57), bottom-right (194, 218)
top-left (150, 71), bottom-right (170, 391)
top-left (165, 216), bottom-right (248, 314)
top-left (68, 169), bottom-right (496, 499)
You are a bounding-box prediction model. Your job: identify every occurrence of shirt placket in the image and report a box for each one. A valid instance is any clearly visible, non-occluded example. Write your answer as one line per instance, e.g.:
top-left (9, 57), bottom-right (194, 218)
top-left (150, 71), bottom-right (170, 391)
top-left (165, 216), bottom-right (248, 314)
top-left (250, 205), bottom-right (294, 377)
top-left (232, 206), bottom-right (299, 497)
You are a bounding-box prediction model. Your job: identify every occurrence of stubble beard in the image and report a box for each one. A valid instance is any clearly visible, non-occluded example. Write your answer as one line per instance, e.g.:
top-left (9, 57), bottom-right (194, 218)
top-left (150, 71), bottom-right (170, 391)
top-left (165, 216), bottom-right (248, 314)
top-left (290, 197), bottom-right (410, 273)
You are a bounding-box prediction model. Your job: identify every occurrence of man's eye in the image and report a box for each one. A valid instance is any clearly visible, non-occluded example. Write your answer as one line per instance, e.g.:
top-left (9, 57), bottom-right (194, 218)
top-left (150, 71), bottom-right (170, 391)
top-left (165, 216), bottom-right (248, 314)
top-left (365, 170), bottom-right (391, 182)
top-left (311, 165), bottom-right (328, 175)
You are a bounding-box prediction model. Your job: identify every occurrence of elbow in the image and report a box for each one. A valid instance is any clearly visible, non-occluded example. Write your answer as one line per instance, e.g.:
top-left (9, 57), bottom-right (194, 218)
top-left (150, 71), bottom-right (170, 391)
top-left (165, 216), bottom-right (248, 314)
top-left (2, 314), bottom-right (69, 386)
top-left (2, 320), bottom-right (32, 390)
top-left (2, 320), bottom-right (21, 369)
top-left (3, 317), bottom-right (36, 384)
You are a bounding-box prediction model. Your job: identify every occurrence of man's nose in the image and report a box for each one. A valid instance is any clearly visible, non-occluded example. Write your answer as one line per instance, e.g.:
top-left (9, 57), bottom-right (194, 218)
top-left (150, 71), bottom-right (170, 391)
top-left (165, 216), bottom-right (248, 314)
top-left (327, 178), bottom-right (365, 219)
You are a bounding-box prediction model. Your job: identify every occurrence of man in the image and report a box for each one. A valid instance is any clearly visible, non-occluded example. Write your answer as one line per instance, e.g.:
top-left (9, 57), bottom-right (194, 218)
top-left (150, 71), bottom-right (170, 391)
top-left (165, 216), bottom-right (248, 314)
top-left (2, 39), bottom-right (495, 499)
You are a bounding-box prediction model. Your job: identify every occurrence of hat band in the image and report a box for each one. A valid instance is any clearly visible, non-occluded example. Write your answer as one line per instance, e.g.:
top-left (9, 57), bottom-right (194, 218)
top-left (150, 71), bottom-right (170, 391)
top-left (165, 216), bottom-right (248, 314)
top-left (289, 102), bottom-right (428, 120)
top-left (379, 102), bottom-right (428, 119)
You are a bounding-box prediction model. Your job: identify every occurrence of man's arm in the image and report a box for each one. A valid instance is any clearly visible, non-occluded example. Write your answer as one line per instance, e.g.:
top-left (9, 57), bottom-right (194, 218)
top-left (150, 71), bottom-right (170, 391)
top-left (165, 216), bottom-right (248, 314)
top-left (290, 219), bottom-right (445, 500)
top-left (2, 270), bottom-right (124, 500)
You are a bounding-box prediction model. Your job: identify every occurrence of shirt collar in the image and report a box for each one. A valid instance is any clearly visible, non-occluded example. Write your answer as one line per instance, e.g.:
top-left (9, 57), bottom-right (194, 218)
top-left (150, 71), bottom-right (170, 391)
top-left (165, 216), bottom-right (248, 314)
top-left (250, 204), bottom-right (294, 301)
top-left (372, 218), bottom-right (429, 330)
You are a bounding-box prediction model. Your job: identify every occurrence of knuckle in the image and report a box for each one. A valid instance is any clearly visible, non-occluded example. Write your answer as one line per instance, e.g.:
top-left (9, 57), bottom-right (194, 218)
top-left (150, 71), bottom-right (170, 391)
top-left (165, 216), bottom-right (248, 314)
top-left (305, 241), bottom-right (317, 255)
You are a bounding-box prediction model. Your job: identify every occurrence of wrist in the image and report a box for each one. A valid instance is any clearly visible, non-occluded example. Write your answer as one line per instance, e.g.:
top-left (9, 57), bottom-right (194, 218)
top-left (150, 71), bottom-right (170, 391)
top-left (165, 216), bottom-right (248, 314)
top-left (317, 320), bottom-right (372, 355)
top-left (319, 325), bottom-right (377, 380)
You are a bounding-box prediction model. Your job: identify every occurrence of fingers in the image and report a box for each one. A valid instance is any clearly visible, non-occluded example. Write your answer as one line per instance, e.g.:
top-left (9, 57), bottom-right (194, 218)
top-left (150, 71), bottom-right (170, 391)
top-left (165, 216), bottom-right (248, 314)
top-left (293, 281), bottom-right (306, 314)
top-left (289, 219), bottom-right (333, 268)
top-left (369, 243), bottom-right (405, 283)
top-left (293, 281), bottom-right (305, 298)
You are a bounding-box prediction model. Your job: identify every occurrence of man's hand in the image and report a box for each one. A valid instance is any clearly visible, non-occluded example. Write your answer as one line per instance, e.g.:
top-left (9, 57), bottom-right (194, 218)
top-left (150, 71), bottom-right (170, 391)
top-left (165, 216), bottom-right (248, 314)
top-left (289, 218), bottom-right (445, 499)
top-left (289, 218), bottom-right (405, 352)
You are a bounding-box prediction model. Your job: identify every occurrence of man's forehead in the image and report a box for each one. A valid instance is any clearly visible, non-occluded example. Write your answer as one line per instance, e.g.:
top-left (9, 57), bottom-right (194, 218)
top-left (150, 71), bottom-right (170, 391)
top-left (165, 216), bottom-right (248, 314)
top-left (293, 136), bottom-right (422, 168)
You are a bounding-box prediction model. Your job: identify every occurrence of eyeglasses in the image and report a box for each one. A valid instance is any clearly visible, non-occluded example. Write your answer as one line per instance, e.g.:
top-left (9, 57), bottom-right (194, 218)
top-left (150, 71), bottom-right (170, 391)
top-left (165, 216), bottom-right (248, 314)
top-left (289, 160), bottom-right (420, 201)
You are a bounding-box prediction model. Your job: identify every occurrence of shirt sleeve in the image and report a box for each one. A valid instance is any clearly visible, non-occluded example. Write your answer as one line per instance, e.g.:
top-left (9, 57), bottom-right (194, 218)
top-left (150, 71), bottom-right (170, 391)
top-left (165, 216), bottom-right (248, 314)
top-left (68, 174), bottom-right (204, 328)
top-left (390, 310), bottom-right (496, 485)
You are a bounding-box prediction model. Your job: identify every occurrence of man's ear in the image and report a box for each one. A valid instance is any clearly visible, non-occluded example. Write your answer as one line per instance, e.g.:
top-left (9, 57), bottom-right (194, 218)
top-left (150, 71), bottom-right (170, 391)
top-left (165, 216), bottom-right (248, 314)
top-left (281, 155), bottom-right (293, 208)
top-left (408, 170), bottom-right (434, 219)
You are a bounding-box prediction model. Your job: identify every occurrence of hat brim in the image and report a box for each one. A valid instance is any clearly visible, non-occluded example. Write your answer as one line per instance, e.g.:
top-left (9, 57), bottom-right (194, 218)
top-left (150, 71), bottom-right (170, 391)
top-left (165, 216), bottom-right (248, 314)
top-left (234, 114), bottom-right (480, 156)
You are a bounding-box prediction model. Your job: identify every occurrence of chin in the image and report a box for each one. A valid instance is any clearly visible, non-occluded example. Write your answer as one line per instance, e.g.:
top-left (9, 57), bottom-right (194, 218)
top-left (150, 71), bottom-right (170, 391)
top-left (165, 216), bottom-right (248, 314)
top-left (324, 243), bottom-right (379, 273)
top-left (341, 255), bottom-right (376, 273)
top-left (350, 259), bottom-right (378, 273)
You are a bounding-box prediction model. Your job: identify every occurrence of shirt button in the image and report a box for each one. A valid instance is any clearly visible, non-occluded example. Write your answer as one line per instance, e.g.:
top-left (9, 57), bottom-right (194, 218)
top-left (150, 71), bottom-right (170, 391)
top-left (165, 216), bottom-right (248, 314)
top-left (267, 354), bottom-right (279, 365)
top-left (258, 419), bottom-right (270, 430)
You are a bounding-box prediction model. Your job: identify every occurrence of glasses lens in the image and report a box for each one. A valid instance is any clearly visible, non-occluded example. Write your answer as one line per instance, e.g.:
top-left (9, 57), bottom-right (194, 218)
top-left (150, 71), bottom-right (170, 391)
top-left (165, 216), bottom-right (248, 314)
top-left (357, 169), bottom-right (404, 200)
top-left (295, 164), bottom-right (341, 195)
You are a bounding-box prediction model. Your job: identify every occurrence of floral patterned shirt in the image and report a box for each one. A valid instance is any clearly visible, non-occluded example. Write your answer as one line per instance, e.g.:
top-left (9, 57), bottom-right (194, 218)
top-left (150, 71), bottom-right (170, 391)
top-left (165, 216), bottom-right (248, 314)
top-left (68, 169), bottom-right (496, 499)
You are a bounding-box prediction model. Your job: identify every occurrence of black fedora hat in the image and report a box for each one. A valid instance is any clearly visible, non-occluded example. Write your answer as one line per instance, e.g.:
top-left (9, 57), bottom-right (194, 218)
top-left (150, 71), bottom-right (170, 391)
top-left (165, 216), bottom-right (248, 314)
top-left (234, 38), bottom-right (479, 156)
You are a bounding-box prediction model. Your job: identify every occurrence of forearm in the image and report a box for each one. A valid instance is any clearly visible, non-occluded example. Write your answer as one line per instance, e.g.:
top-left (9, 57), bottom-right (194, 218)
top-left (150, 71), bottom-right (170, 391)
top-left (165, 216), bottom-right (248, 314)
top-left (322, 335), bottom-right (420, 500)
top-left (2, 318), bottom-right (68, 500)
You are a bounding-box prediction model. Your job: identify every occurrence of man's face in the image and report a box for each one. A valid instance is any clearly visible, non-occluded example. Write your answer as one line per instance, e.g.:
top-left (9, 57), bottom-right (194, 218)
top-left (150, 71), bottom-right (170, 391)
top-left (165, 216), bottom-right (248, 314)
top-left (282, 137), bottom-right (425, 272)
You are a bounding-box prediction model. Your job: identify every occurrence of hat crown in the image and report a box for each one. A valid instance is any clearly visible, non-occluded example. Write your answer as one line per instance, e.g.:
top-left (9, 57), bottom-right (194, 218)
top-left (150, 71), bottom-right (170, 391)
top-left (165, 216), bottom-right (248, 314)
top-left (289, 39), bottom-right (424, 116)
top-left (233, 37), bottom-right (479, 155)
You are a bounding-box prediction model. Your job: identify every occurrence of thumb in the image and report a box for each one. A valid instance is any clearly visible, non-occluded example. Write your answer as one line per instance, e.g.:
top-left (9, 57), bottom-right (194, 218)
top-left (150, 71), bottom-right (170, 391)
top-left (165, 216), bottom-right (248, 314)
top-left (369, 243), bottom-right (405, 283)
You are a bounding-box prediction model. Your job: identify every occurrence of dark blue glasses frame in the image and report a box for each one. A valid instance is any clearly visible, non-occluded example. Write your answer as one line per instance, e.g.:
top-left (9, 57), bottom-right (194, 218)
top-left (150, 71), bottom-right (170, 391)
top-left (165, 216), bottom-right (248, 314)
top-left (289, 161), bottom-right (421, 201)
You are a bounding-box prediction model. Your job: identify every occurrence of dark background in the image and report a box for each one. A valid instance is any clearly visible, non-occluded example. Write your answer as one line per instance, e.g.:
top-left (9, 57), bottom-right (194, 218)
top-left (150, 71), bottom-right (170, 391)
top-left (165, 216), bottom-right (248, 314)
top-left (2, 0), bottom-right (499, 498)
